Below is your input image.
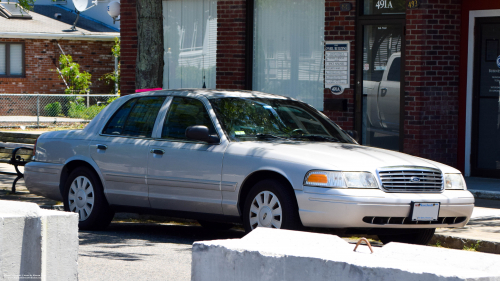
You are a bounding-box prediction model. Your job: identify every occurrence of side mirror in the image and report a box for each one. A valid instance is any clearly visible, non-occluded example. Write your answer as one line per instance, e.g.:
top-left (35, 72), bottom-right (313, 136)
top-left (185, 126), bottom-right (220, 144)
top-left (345, 130), bottom-right (359, 142)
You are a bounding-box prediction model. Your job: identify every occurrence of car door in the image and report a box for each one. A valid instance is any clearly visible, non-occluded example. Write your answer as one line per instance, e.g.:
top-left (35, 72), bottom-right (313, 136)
top-left (147, 96), bottom-right (227, 214)
top-left (90, 96), bottom-right (166, 208)
top-left (378, 55), bottom-right (400, 130)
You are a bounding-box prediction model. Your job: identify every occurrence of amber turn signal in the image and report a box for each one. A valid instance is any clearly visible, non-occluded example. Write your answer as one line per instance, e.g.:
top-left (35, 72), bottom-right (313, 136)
top-left (306, 173), bottom-right (328, 184)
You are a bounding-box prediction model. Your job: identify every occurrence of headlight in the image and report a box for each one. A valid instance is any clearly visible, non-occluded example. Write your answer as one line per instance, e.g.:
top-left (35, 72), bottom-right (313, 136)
top-left (444, 174), bottom-right (466, 190)
top-left (304, 170), bottom-right (378, 189)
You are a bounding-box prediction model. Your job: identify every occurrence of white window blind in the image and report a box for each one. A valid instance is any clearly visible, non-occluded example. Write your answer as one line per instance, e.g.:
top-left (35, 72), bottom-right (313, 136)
top-left (0, 44), bottom-right (5, 75)
top-left (9, 44), bottom-right (23, 75)
top-left (162, 0), bottom-right (217, 89)
top-left (253, 0), bottom-right (325, 110)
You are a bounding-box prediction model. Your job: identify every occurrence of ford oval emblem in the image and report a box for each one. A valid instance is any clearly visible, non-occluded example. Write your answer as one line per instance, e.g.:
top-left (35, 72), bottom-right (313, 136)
top-left (411, 177), bottom-right (420, 182)
top-left (330, 85), bottom-right (344, 95)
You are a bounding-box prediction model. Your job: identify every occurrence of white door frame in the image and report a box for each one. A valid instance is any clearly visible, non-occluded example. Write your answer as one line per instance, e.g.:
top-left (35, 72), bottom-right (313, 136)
top-left (465, 9), bottom-right (500, 176)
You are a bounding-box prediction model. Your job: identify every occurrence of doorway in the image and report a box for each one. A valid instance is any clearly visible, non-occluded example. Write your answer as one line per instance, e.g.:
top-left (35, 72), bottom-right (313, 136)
top-left (471, 17), bottom-right (500, 178)
top-left (356, 19), bottom-right (405, 151)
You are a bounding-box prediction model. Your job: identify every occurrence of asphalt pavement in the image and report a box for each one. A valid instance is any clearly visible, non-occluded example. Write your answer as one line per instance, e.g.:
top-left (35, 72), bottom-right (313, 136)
top-left (1, 167), bottom-right (500, 280)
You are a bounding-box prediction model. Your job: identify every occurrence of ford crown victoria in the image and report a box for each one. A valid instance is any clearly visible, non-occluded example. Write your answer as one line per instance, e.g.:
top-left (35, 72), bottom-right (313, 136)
top-left (25, 89), bottom-right (474, 245)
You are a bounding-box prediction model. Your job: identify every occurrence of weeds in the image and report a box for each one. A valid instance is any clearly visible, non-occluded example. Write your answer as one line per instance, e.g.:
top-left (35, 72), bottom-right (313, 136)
top-left (463, 241), bottom-right (481, 251)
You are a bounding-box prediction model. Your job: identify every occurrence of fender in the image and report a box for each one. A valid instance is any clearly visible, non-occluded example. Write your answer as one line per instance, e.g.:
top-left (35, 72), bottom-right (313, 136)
top-left (63, 155), bottom-right (111, 200)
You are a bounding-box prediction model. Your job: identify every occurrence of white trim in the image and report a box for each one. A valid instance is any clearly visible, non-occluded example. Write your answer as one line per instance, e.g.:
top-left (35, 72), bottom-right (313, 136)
top-left (465, 9), bottom-right (500, 176)
top-left (0, 32), bottom-right (119, 41)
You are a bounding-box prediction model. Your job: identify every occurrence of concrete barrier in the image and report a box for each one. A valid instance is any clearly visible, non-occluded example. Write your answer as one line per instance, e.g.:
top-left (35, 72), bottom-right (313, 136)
top-left (0, 200), bottom-right (78, 281)
top-left (192, 228), bottom-right (500, 281)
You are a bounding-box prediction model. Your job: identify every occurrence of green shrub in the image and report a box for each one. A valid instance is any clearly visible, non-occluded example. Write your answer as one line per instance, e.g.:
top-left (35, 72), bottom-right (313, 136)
top-left (68, 102), bottom-right (106, 120)
top-left (44, 102), bottom-right (62, 117)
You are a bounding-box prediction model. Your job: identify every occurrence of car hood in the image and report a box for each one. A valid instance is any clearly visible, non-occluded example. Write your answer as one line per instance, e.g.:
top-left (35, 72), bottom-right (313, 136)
top-left (227, 141), bottom-right (460, 173)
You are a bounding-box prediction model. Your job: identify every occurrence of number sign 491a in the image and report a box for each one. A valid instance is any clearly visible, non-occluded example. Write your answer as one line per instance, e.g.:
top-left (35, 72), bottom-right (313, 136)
top-left (376, 0), bottom-right (393, 9)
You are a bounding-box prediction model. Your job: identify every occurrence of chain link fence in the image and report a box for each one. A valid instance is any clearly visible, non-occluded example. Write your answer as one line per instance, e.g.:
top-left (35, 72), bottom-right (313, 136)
top-left (0, 94), bottom-right (119, 128)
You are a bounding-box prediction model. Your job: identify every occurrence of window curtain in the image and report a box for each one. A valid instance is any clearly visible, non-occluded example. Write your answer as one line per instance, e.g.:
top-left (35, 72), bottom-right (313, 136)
top-left (163, 0), bottom-right (217, 89)
top-left (253, 0), bottom-right (325, 110)
top-left (0, 44), bottom-right (5, 75)
top-left (10, 44), bottom-right (23, 75)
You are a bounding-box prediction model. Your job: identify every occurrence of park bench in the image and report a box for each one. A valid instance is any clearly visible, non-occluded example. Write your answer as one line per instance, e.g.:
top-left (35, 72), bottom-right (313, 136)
top-left (0, 132), bottom-right (40, 193)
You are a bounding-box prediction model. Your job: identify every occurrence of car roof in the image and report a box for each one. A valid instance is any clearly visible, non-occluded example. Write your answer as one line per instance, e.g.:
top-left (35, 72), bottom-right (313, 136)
top-left (124, 89), bottom-right (298, 101)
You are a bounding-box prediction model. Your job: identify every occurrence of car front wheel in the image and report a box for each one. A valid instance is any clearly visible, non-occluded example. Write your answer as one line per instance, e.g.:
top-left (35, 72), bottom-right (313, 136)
top-left (63, 167), bottom-right (114, 230)
top-left (243, 179), bottom-right (302, 233)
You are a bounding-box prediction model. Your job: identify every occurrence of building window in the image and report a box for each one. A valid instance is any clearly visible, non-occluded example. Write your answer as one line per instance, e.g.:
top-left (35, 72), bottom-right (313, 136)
top-left (252, 0), bottom-right (325, 110)
top-left (162, 0), bottom-right (217, 89)
top-left (0, 43), bottom-right (24, 77)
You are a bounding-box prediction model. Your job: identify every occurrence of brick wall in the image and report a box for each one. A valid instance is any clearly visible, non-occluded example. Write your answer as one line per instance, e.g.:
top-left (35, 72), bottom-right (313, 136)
top-left (120, 0), bottom-right (138, 95)
top-left (216, 0), bottom-right (247, 90)
top-left (0, 39), bottom-right (114, 94)
top-left (323, 0), bottom-right (356, 130)
top-left (404, 0), bottom-right (461, 167)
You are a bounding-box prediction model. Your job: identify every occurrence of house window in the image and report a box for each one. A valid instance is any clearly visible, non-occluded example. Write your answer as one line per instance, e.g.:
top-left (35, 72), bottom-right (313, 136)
top-left (162, 0), bottom-right (217, 89)
top-left (0, 43), bottom-right (24, 77)
top-left (252, 0), bottom-right (325, 110)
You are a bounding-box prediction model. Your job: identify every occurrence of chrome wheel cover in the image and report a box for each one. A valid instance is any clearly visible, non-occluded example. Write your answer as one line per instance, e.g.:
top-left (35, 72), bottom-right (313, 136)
top-left (68, 176), bottom-right (95, 221)
top-left (249, 191), bottom-right (282, 229)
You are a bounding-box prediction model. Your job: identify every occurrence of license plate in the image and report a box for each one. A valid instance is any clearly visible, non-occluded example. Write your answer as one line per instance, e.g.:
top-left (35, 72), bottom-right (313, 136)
top-left (410, 202), bottom-right (440, 221)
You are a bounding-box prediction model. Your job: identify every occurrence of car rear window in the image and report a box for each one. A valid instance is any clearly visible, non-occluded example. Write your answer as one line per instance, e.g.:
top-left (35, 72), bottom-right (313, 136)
top-left (102, 96), bottom-right (165, 138)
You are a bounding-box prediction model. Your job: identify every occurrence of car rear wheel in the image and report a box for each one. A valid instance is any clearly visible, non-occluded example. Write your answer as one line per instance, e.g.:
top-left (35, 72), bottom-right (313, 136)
top-left (63, 167), bottom-right (114, 230)
top-left (243, 179), bottom-right (302, 233)
top-left (378, 228), bottom-right (436, 245)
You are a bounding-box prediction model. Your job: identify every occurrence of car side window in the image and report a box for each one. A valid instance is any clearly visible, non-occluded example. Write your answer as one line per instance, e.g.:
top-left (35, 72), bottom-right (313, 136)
top-left (161, 97), bottom-right (216, 140)
top-left (102, 96), bottom-right (165, 138)
top-left (387, 57), bottom-right (400, 82)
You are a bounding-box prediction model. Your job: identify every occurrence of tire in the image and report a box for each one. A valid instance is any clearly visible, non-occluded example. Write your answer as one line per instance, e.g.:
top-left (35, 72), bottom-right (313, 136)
top-left (378, 228), bottom-right (436, 245)
top-left (243, 179), bottom-right (302, 233)
top-left (63, 167), bottom-right (114, 230)
top-left (198, 220), bottom-right (233, 231)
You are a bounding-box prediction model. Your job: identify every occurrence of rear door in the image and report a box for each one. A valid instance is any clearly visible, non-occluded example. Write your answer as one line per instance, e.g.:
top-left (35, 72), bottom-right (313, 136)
top-left (90, 96), bottom-right (166, 207)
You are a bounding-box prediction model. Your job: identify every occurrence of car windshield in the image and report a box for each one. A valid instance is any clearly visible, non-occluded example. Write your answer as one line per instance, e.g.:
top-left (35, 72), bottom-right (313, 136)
top-left (209, 97), bottom-right (354, 143)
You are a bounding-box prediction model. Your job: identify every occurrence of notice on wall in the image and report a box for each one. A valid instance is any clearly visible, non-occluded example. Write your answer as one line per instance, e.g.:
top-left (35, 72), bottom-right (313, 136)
top-left (325, 41), bottom-right (350, 94)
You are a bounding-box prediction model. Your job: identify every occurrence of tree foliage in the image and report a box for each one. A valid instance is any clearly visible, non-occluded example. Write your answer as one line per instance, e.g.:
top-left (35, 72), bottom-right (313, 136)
top-left (59, 54), bottom-right (92, 95)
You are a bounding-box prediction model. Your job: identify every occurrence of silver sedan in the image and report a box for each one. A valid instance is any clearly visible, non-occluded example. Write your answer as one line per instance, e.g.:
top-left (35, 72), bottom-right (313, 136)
top-left (25, 89), bottom-right (474, 245)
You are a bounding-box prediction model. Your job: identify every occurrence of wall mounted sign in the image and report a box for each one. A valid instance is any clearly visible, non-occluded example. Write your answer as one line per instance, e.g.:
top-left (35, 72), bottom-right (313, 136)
top-left (363, 0), bottom-right (405, 15)
top-left (330, 85), bottom-right (344, 95)
top-left (325, 41), bottom-right (350, 93)
top-left (497, 55), bottom-right (500, 69)
top-left (407, 0), bottom-right (420, 9)
top-left (340, 3), bottom-right (352, 12)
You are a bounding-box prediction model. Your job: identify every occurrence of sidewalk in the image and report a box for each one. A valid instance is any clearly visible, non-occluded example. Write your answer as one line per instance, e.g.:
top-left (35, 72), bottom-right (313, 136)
top-left (1, 163), bottom-right (500, 254)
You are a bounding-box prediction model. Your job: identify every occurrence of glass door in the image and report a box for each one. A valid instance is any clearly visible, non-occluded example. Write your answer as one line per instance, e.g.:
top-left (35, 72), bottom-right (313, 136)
top-left (357, 20), bottom-right (404, 151)
top-left (471, 17), bottom-right (500, 178)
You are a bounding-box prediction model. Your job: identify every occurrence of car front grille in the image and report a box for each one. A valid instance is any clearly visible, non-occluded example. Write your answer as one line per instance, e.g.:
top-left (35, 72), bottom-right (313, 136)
top-left (377, 167), bottom-right (443, 193)
top-left (363, 216), bottom-right (467, 225)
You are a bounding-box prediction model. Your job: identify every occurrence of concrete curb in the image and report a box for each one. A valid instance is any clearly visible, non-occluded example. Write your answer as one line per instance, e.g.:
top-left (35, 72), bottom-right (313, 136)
top-left (430, 234), bottom-right (500, 254)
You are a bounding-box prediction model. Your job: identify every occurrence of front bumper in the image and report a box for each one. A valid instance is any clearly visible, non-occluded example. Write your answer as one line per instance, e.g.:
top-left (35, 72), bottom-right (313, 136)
top-left (296, 186), bottom-right (474, 229)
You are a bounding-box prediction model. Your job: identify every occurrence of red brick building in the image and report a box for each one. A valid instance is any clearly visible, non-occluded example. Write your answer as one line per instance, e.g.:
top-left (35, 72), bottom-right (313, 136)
top-left (120, 0), bottom-right (500, 179)
top-left (0, 4), bottom-right (119, 95)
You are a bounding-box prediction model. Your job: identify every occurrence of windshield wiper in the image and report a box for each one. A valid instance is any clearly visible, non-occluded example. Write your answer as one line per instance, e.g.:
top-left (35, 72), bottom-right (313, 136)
top-left (291, 134), bottom-right (341, 142)
top-left (255, 133), bottom-right (289, 140)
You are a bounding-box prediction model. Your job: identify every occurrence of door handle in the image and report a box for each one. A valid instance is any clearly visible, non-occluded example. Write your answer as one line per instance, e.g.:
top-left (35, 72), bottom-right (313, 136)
top-left (97, 144), bottom-right (107, 150)
top-left (380, 88), bottom-right (388, 97)
top-left (150, 149), bottom-right (165, 155)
